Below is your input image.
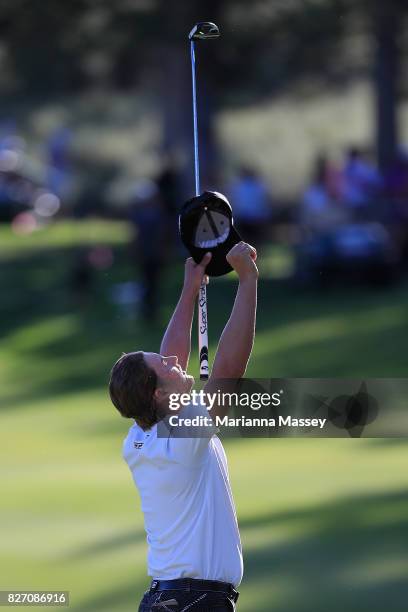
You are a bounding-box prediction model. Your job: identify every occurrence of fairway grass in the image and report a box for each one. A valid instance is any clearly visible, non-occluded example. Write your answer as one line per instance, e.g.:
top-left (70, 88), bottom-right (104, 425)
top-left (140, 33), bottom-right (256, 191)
top-left (1, 221), bottom-right (407, 611)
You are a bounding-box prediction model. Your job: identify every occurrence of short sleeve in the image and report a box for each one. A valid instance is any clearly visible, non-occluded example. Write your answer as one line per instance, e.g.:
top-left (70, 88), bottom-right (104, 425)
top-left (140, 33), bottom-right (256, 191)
top-left (157, 402), bottom-right (218, 464)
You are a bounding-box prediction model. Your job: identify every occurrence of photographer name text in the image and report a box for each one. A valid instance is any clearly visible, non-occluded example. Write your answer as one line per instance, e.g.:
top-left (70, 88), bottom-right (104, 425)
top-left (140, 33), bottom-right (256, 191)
top-left (168, 415), bottom-right (327, 429)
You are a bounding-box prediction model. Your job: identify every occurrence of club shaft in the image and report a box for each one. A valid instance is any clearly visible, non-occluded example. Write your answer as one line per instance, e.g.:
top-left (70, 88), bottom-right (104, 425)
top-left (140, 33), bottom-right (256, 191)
top-left (190, 41), bottom-right (200, 196)
top-left (190, 39), bottom-right (209, 379)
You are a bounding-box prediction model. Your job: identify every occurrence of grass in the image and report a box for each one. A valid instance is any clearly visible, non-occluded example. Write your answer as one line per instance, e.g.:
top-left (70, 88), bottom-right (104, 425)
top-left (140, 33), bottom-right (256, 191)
top-left (0, 220), bottom-right (407, 611)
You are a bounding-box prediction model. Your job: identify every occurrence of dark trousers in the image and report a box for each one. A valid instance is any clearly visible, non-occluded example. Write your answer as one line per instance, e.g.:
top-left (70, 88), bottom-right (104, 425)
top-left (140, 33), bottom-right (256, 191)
top-left (138, 580), bottom-right (238, 611)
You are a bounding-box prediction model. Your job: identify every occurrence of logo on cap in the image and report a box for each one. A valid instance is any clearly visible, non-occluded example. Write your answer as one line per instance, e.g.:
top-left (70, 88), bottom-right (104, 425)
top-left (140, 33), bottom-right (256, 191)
top-left (179, 191), bottom-right (242, 277)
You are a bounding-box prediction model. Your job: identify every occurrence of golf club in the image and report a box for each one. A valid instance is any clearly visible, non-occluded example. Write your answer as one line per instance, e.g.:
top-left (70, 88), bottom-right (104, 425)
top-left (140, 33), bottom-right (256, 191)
top-left (188, 21), bottom-right (220, 380)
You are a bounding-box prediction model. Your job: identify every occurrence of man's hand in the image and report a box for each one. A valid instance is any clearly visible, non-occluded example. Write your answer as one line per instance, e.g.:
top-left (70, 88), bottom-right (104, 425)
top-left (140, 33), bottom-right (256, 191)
top-left (226, 242), bottom-right (258, 280)
top-left (183, 253), bottom-right (212, 297)
top-left (205, 241), bottom-right (258, 404)
top-left (160, 253), bottom-right (211, 370)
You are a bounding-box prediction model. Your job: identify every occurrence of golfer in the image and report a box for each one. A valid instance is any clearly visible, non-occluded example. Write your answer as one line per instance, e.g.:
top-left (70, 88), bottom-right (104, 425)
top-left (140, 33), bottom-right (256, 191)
top-left (109, 241), bottom-right (258, 611)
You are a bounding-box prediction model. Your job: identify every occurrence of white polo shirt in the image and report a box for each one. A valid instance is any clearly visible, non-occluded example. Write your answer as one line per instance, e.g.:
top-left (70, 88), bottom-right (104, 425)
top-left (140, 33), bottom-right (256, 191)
top-left (122, 402), bottom-right (243, 587)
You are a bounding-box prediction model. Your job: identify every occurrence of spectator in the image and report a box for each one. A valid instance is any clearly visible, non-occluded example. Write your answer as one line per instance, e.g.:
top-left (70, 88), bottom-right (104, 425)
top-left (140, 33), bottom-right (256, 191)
top-left (129, 179), bottom-right (166, 322)
top-left (301, 155), bottom-right (346, 233)
top-left (46, 126), bottom-right (72, 200)
top-left (384, 149), bottom-right (408, 205)
top-left (156, 157), bottom-right (183, 252)
top-left (228, 166), bottom-right (272, 244)
top-left (384, 149), bottom-right (408, 261)
top-left (341, 147), bottom-right (382, 210)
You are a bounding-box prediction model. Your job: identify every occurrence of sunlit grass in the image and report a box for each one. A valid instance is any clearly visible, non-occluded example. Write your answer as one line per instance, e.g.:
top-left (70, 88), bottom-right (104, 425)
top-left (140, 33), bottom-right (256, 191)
top-left (0, 221), bottom-right (407, 611)
top-left (0, 219), bottom-right (129, 256)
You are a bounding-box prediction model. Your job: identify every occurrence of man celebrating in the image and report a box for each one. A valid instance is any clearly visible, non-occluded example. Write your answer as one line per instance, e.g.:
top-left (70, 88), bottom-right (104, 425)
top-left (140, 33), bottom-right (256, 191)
top-left (109, 241), bottom-right (258, 611)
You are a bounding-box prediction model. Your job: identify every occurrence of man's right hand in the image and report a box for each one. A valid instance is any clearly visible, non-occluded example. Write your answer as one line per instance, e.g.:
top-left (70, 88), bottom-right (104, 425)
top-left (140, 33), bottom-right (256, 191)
top-left (183, 253), bottom-right (212, 297)
top-left (226, 241), bottom-right (258, 280)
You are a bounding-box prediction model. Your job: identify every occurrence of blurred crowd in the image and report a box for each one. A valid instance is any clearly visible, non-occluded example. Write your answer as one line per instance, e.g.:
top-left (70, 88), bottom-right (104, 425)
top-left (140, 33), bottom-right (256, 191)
top-left (300, 147), bottom-right (408, 227)
top-left (2, 117), bottom-right (408, 317)
top-left (297, 147), bottom-right (408, 286)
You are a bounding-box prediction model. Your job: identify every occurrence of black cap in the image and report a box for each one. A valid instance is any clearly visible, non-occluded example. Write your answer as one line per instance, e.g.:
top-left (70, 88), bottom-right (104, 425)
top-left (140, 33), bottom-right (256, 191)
top-left (179, 191), bottom-right (242, 277)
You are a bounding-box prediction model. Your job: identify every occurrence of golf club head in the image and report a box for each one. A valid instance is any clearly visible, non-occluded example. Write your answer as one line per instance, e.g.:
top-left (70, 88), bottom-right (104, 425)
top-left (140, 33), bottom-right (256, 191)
top-left (189, 22), bottom-right (220, 41)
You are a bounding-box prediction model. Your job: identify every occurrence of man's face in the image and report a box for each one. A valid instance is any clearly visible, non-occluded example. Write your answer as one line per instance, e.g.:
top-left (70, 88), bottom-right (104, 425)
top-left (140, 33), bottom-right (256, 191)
top-left (143, 352), bottom-right (194, 399)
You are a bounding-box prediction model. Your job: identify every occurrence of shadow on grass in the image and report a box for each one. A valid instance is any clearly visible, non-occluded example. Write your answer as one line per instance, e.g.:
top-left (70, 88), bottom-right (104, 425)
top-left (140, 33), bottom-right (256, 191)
top-left (1, 242), bottom-right (408, 414)
top-left (67, 488), bottom-right (408, 612)
top-left (239, 488), bottom-right (408, 612)
top-left (0, 245), bottom-right (166, 410)
top-left (69, 579), bottom-right (148, 612)
top-left (365, 439), bottom-right (408, 448)
top-left (65, 527), bottom-right (147, 561)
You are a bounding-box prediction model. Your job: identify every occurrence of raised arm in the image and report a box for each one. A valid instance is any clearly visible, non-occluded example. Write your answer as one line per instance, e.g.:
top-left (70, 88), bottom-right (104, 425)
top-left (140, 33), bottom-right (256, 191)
top-left (204, 242), bottom-right (258, 417)
top-left (160, 253), bottom-right (211, 371)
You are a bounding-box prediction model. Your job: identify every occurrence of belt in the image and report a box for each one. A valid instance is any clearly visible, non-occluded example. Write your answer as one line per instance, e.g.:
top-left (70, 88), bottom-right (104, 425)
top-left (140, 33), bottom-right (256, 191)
top-left (150, 578), bottom-right (239, 603)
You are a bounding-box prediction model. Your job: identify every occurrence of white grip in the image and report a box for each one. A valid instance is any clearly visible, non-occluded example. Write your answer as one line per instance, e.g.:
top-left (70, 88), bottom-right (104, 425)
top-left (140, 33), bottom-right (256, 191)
top-left (198, 282), bottom-right (209, 380)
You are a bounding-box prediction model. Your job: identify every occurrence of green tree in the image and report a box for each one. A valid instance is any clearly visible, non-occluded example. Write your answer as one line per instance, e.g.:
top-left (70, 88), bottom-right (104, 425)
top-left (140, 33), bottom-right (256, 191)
top-left (1, 0), bottom-right (407, 176)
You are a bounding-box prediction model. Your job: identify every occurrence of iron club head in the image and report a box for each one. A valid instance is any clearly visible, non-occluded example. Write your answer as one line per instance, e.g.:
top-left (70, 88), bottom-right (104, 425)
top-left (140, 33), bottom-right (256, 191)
top-left (188, 22), bottom-right (220, 41)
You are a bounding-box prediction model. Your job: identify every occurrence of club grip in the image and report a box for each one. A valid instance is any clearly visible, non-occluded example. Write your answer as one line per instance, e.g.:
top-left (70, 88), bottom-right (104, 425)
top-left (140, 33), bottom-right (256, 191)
top-left (198, 283), bottom-right (209, 380)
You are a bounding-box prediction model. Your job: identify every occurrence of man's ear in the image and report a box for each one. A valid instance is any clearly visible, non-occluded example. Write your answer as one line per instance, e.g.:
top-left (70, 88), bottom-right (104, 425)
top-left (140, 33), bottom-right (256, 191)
top-left (154, 386), bottom-right (169, 403)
